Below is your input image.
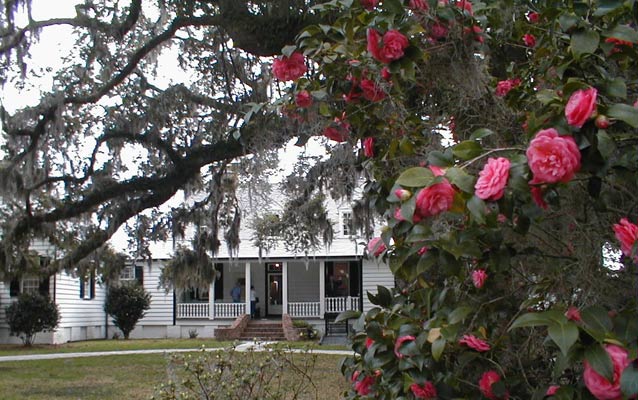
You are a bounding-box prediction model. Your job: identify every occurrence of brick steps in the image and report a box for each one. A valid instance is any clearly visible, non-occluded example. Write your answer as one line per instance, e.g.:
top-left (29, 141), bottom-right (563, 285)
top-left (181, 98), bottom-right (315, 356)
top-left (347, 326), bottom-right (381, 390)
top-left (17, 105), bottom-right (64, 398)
top-left (238, 321), bottom-right (285, 341)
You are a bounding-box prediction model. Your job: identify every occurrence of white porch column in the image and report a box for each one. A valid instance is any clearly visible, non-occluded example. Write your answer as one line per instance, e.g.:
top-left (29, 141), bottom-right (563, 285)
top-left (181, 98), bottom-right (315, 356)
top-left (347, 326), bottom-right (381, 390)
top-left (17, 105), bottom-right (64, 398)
top-left (245, 262), bottom-right (251, 316)
top-left (319, 261), bottom-right (325, 319)
top-left (282, 261), bottom-right (288, 315)
top-left (209, 280), bottom-right (215, 320)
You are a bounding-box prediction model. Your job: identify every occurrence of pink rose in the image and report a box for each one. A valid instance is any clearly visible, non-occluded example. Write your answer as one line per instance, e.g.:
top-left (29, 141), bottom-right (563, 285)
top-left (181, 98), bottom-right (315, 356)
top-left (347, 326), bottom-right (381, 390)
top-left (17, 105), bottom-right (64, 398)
top-left (272, 52), bottom-right (307, 81)
top-left (565, 87), bottom-right (597, 128)
top-left (495, 78), bottom-right (521, 97)
top-left (527, 12), bottom-right (540, 23)
top-left (363, 137), bottom-right (375, 158)
top-left (352, 371), bottom-right (375, 396)
top-left (360, 78), bottom-right (386, 102)
top-left (459, 334), bottom-right (491, 352)
top-left (523, 33), bottom-right (536, 47)
top-left (583, 344), bottom-right (631, 400)
top-left (526, 128), bottom-right (581, 184)
top-left (295, 90), bottom-right (313, 108)
top-left (367, 237), bottom-right (387, 256)
top-left (613, 218), bottom-right (638, 261)
top-left (409, 0), bottom-right (429, 12)
top-left (394, 335), bottom-right (416, 358)
top-left (360, 0), bottom-right (378, 10)
top-left (479, 371), bottom-right (509, 400)
top-left (367, 29), bottom-right (409, 64)
top-left (471, 269), bottom-right (488, 288)
top-left (475, 157), bottom-right (511, 201)
top-left (410, 381), bottom-right (437, 399)
top-left (565, 306), bottom-right (582, 322)
top-left (415, 180), bottom-right (455, 217)
top-left (546, 385), bottom-right (560, 396)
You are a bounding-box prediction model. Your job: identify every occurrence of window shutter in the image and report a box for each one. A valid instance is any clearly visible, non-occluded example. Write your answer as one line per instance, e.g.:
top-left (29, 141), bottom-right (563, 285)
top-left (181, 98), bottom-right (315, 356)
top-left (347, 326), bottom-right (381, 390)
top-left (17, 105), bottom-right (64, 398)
top-left (90, 272), bottom-right (95, 299)
top-left (79, 276), bottom-right (85, 299)
top-left (135, 266), bottom-right (144, 286)
top-left (39, 277), bottom-right (50, 297)
top-left (214, 263), bottom-right (224, 300)
top-left (9, 278), bottom-right (20, 297)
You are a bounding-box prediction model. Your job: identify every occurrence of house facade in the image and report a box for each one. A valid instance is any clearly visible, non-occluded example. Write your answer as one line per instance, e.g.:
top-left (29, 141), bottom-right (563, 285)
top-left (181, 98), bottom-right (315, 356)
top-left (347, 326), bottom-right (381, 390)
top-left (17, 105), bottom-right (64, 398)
top-left (0, 198), bottom-right (394, 344)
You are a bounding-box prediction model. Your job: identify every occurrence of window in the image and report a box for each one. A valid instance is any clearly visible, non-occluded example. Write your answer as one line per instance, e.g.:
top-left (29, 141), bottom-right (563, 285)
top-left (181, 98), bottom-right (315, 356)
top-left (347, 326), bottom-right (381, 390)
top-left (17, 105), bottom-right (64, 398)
top-left (183, 287), bottom-right (209, 302)
top-left (342, 211), bottom-right (354, 236)
top-left (119, 265), bottom-right (144, 286)
top-left (9, 276), bottom-right (50, 297)
top-left (213, 263), bottom-right (224, 300)
top-left (325, 261), bottom-right (361, 298)
top-left (79, 272), bottom-right (95, 300)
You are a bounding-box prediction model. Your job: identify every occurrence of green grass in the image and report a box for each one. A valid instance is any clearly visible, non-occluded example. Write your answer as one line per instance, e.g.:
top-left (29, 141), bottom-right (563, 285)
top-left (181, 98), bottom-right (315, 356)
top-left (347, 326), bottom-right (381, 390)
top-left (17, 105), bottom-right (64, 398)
top-left (0, 352), bottom-right (349, 399)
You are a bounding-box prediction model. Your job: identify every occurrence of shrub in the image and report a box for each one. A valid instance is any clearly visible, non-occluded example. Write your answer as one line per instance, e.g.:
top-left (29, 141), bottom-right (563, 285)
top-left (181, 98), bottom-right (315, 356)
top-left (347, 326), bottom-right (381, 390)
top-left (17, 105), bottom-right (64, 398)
top-left (5, 293), bottom-right (60, 346)
top-left (104, 284), bottom-right (151, 339)
top-left (154, 345), bottom-right (318, 400)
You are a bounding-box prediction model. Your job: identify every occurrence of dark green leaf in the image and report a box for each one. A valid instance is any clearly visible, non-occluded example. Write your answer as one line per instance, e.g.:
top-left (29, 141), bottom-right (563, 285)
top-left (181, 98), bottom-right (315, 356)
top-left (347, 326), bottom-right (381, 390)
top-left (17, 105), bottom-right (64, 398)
top-left (604, 24), bottom-right (638, 43)
top-left (281, 45), bottom-right (297, 57)
top-left (621, 363), bottom-right (638, 397)
top-left (581, 305), bottom-right (613, 333)
top-left (596, 130), bottom-right (616, 159)
top-left (571, 30), bottom-right (600, 59)
top-left (383, 0), bottom-right (404, 14)
top-left (375, 285), bottom-right (392, 308)
top-left (584, 344), bottom-right (614, 381)
top-left (548, 322), bottom-right (579, 356)
top-left (510, 310), bottom-right (564, 330)
top-left (448, 306), bottom-right (473, 324)
top-left (396, 167), bottom-right (434, 187)
top-left (605, 78), bottom-right (627, 99)
top-left (559, 13), bottom-right (580, 32)
top-left (594, 0), bottom-right (625, 16)
top-left (446, 167), bottom-right (476, 193)
top-left (469, 128), bottom-right (495, 140)
top-left (431, 337), bottom-right (445, 361)
top-left (335, 309), bottom-right (361, 323)
top-left (608, 103), bottom-right (638, 127)
top-left (467, 195), bottom-right (487, 225)
top-left (452, 140), bottom-right (483, 160)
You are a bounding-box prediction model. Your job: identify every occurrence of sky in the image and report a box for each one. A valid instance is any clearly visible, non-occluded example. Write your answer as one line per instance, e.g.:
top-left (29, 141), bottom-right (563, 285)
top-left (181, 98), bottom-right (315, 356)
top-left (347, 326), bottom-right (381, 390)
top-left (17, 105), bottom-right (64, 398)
top-left (1, 0), bottom-right (327, 253)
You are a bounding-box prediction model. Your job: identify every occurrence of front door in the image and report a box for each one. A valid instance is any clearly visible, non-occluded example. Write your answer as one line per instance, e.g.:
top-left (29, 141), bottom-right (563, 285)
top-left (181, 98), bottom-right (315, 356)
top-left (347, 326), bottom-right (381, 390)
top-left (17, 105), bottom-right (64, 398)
top-left (267, 273), bottom-right (283, 315)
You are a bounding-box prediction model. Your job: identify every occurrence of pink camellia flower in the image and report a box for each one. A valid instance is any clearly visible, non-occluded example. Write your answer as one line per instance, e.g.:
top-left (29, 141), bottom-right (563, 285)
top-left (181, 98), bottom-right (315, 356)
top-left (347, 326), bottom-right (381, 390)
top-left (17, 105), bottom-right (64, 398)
top-left (352, 371), bottom-right (375, 396)
top-left (367, 29), bottom-right (410, 64)
top-left (415, 180), bottom-right (456, 217)
top-left (365, 337), bottom-right (374, 348)
top-left (526, 128), bottom-right (581, 185)
top-left (565, 87), bottom-right (598, 128)
top-left (410, 381), bottom-right (437, 399)
top-left (367, 237), bottom-right (387, 256)
top-left (409, 0), bottom-right (429, 12)
top-left (429, 165), bottom-right (446, 177)
top-left (360, 78), bottom-right (386, 102)
top-left (456, 0), bottom-right (473, 15)
top-left (495, 78), bottom-right (521, 97)
top-left (272, 52), bottom-right (307, 81)
top-left (395, 188), bottom-right (412, 201)
top-left (459, 334), bottom-right (491, 352)
top-left (475, 157), bottom-right (511, 201)
top-left (381, 67), bottom-right (392, 81)
top-left (530, 185), bottom-right (549, 209)
top-left (394, 207), bottom-right (423, 223)
top-left (583, 344), bottom-right (632, 400)
top-left (363, 137), bottom-right (375, 158)
top-left (565, 306), bottom-right (582, 322)
top-left (430, 22), bottom-right (449, 40)
top-left (472, 269), bottom-right (488, 288)
top-left (295, 90), bottom-right (313, 108)
top-left (418, 246), bottom-right (429, 255)
top-left (479, 371), bottom-right (509, 400)
top-left (394, 335), bottom-right (416, 358)
top-left (360, 0), bottom-right (378, 10)
top-left (527, 12), bottom-right (540, 23)
top-left (613, 218), bottom-right (638, 261)
top-left (523, 33), bottom-right (536, 47)
top-left (323, 126), bottom-right (348, 142)
top-left (546, 385), bottom-right (560, 396)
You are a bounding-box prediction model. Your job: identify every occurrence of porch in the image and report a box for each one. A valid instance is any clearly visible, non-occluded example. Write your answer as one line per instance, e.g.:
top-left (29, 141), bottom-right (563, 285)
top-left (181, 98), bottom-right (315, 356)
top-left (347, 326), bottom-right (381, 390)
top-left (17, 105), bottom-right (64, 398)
top-left (176, 259), bottom-right (362, 320)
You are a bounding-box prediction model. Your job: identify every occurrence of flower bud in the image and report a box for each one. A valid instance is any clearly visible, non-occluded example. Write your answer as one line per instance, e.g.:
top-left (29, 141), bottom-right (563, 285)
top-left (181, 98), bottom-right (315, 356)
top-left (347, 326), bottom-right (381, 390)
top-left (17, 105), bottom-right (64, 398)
top-left (595, 114), bottom-right (610, 129)
top-left (394, 188), bottom-right (412, 201)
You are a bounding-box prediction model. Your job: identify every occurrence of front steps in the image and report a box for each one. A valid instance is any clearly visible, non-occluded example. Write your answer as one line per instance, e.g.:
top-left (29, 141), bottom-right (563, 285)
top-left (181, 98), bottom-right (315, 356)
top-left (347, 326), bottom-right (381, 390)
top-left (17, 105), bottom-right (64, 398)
top-left (238, 320), bottom-right (286, 341)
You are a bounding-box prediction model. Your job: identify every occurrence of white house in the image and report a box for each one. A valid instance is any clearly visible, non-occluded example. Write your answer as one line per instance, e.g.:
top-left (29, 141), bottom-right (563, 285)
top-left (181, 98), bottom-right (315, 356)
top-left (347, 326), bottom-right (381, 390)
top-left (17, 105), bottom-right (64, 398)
top-left (0, 195), bottom-right (394, 344)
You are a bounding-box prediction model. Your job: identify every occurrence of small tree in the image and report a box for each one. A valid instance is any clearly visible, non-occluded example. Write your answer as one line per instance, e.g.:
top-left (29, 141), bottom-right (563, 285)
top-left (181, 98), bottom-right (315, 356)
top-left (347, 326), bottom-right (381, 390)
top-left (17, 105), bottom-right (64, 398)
top-left (104, 284), bottom-right (151, 339)
top-left (5, 293), bottom-right (60, 346)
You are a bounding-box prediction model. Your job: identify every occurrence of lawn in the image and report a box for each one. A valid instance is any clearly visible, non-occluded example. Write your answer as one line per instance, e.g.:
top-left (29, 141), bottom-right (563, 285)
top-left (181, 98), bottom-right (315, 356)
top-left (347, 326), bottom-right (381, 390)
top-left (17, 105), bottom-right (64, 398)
top-left (0, 351), bottom-right (349, 399)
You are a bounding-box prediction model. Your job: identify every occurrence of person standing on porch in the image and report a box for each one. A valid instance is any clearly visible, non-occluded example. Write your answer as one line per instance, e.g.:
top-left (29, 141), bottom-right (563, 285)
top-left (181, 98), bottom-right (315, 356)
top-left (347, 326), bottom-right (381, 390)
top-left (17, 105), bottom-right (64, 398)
top-left (231, 281), bottom-right (242, 303)
top-left (250, 285), bottom-right (258, 318)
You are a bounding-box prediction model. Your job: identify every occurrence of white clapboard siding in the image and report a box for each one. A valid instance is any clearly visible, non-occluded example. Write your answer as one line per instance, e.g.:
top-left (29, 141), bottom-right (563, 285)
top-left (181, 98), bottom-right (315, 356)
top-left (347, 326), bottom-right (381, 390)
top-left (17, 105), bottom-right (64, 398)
top-left (288, 261), bottom-right (320, 302)
top-left (136, 260), bottom-right (174, 326)
top-left (361, 258), bottom-right (395, 313)
top-left (55, 272), bottom-right (107, 329)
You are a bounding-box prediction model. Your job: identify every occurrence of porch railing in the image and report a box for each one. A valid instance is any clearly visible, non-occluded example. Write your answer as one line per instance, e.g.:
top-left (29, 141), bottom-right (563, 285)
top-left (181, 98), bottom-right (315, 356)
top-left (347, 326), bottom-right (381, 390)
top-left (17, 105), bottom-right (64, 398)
top-left (213, 302), bottom-right (245, 319)
top-left (325, 296), bottom-right (359, 313)
top-left (288, 302), bottom-right (321, 318)
top-left (177, 303), bottom-right (209, 319)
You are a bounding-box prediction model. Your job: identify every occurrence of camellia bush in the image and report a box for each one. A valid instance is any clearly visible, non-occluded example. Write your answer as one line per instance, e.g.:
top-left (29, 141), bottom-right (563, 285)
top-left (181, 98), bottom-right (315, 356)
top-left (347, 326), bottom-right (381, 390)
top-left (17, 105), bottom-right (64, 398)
top-left (270, 0), bottom-right (638, 398)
